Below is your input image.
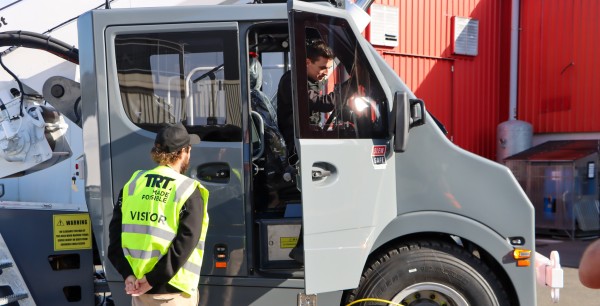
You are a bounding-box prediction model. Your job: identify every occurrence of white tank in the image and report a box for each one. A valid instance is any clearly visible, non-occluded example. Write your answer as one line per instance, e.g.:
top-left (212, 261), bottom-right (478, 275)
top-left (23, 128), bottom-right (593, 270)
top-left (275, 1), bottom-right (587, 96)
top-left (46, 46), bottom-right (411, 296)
top-left (497, 120), bottom-right (533, 163)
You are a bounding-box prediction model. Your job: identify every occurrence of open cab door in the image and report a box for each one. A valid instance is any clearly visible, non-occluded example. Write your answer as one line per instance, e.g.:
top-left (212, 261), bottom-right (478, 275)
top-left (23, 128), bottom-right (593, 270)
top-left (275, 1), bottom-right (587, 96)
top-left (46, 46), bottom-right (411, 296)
top-left (288, 0), bottom-right (397, 294)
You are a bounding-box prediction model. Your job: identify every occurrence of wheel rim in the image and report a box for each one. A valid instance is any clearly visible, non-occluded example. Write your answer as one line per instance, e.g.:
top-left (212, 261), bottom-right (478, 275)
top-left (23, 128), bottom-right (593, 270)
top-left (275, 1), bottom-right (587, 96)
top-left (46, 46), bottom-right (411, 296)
top-left (389, 282), bottom-right (469, 306)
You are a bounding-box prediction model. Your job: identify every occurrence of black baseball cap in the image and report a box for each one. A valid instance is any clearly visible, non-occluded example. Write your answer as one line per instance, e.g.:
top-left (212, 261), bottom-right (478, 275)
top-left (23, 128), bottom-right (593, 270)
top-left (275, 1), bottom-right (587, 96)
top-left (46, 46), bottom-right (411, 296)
top-left (154, 122), bottom-right (200, 153)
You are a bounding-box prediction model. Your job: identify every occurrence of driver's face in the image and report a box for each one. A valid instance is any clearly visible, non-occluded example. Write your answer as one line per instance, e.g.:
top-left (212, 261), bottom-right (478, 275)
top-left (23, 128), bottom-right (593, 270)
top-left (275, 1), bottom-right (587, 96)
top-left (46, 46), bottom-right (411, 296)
top-left (306, 56), bottom-right (333, 82)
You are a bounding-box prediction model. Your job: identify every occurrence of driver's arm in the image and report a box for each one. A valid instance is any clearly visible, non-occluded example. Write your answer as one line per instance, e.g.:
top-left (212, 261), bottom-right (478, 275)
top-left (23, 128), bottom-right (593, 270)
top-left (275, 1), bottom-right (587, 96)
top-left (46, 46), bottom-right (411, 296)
top-left (308, 77), bottom-right (357, 113)
top-left (307, 89), bottom-right (336, 113)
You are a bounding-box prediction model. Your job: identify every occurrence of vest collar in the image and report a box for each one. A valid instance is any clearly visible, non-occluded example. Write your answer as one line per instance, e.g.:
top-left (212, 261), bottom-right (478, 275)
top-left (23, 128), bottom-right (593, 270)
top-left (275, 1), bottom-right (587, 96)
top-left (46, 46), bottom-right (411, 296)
top-left (156, 165), bottom-right (180, 175)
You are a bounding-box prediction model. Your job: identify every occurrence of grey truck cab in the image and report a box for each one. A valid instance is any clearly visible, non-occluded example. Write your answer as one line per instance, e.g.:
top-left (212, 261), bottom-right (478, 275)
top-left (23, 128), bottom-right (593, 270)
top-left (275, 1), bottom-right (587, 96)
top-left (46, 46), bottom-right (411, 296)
top-left (75, 0), bottom-right (547, 305)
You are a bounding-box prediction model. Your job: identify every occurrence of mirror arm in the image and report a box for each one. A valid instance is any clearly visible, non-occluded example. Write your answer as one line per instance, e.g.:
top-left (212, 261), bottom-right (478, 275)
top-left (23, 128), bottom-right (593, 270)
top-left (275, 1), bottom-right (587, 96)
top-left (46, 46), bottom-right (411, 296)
top-left (408, 98), bottom-right (426, 129)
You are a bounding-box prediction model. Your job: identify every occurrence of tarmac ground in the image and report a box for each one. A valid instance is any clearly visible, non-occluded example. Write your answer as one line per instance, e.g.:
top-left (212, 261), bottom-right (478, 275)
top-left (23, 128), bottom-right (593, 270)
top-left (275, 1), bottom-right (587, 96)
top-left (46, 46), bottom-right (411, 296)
top-left (536, 235), bottom-right (600, 306)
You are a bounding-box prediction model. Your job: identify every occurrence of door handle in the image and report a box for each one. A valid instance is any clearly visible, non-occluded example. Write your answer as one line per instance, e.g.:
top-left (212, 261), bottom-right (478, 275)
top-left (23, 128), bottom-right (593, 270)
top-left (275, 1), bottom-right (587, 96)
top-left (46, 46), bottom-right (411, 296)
top-left (311, 162), bottom-right (336, 182)
top-left (312, 169), bottom-right (331, 178)
top-left (196, 162), bottom-right (230, 184)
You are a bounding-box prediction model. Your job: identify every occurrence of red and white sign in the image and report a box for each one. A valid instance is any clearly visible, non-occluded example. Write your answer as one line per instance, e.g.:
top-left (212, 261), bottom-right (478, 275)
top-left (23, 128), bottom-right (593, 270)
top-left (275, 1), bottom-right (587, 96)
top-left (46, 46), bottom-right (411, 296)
top-left (371, 145), bottom-right (387, 169)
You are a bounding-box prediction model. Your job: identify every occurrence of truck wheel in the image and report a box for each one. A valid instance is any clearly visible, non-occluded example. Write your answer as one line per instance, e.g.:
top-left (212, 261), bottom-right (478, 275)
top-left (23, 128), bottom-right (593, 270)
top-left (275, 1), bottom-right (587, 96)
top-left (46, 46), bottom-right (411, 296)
top-left (343, 240), bottom-right (510, 306)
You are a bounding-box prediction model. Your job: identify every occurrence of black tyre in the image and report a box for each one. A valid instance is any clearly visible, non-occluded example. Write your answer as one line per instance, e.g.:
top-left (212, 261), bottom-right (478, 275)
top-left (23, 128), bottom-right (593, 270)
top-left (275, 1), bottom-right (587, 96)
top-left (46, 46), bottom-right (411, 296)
top-left (343, 240), bottom-right (510, 306)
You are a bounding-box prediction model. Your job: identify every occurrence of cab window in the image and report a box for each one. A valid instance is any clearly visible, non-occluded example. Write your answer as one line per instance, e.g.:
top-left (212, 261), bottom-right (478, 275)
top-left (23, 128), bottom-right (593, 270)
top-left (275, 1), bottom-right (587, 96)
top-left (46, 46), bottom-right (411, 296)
top-left (114, 30), bottom-right (242, 141)
top-left (292, 13), bottom-right (388, 140)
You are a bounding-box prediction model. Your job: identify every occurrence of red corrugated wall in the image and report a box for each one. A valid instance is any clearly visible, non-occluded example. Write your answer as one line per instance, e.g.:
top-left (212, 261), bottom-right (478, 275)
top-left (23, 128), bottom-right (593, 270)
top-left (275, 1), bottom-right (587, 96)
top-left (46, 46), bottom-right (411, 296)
top-left (367, 0), bottom-right (509, 160)
top-left (518, 0), bottom-right (600, 134)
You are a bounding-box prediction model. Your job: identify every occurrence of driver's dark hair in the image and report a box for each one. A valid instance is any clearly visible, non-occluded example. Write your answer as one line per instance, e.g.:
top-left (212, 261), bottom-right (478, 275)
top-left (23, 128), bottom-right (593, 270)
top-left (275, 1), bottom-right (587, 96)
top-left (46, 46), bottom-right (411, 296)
top-left (306, 39), bottom-right (334, 62)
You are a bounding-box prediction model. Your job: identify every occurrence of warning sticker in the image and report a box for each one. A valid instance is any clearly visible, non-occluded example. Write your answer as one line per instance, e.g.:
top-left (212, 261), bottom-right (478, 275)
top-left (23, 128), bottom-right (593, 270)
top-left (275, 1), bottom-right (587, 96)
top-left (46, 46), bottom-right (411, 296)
top-left (53, 214), bottom-right (92, 251)
top-left (371, 145), bottom-right (387, 169)
top-left (280, 237), bottom-right (299, 249)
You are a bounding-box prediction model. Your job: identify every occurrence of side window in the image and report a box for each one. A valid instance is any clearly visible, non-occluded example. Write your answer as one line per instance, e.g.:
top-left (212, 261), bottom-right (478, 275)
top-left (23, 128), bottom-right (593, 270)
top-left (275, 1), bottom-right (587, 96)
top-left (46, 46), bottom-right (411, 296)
top-left (114, 30), bottom-right (241, 141)
top-left (292, 13), bottom-right (388, 139)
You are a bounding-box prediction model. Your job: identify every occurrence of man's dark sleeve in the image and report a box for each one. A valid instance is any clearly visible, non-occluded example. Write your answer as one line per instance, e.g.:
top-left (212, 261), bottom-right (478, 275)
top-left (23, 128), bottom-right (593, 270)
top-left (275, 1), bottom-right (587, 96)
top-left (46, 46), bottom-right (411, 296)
top-left (145, 188), bottom-right (205, 287)
top-left (307, 89), bottom-right (336, 113)
top-left (107, 189), bottom-right (135, 279)
top-left (308, 77), bottom-right (358, 113)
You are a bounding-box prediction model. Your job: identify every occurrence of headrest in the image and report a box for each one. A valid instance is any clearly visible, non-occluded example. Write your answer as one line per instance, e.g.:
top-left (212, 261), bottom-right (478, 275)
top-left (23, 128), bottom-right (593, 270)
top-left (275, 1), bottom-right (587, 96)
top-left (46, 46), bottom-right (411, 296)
top-left (249, 54), bottom-right (263, 91)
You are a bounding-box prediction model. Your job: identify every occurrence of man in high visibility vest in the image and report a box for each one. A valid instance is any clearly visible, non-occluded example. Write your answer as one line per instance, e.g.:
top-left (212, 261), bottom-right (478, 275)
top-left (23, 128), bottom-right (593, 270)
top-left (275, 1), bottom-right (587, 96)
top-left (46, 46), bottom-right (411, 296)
top-left (108, 122), bottom-right (209, 306)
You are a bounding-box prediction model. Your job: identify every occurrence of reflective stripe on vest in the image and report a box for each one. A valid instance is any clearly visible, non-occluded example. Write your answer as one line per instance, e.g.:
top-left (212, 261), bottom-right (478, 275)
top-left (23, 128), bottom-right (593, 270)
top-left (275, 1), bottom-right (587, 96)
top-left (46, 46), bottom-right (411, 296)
top-left (175, 178), bottom-right (196, 203)
top-left (122, 224), bottom-right (177, 241)
top-left (182, 261), bottom-right (202, 275)
top-left (128, 170), bottom-right (146, 196)
top-left (121, 165), bottom-right (209, 294)
top-left (123, 248), bottom-right (163, 260)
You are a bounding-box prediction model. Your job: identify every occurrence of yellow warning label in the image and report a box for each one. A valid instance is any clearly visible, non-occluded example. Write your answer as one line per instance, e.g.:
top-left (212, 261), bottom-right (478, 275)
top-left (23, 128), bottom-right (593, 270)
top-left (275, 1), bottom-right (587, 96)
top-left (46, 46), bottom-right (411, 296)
top-left (280, 237), bottom-right (299, 249)
top-left (53, 214), bottom-right (92, 251)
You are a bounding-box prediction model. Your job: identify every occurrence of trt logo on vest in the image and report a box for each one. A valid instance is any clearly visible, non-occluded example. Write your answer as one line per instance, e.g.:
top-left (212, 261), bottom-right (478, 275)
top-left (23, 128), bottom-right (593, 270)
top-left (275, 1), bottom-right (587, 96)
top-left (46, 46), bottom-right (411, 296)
top-left (145, 174), bottom-right (175, 189)
top-left (141, 174), bottom-right (174, 203)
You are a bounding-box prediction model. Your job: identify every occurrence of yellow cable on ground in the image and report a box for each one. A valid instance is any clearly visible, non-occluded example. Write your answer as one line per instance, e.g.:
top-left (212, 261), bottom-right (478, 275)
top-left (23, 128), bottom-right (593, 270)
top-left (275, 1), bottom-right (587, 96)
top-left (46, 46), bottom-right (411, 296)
top-left (345, 297), bottom-right (405, 306)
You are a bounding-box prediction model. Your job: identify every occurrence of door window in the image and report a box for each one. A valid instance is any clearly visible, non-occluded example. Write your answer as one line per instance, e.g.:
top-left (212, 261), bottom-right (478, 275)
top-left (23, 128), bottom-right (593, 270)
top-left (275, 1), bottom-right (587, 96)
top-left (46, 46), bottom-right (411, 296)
top-left (114, 30), bottom-right (241, 141)
top-left (292, 13), bottom-right (388, 140)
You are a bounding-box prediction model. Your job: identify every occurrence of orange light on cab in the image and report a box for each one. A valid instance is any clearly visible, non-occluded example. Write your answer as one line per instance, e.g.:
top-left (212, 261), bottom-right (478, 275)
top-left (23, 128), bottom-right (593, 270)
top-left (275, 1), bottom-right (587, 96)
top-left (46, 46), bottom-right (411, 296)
top-left (215, 262), bottom-right (227, 268)
top-left (513, 248), bottom-right (532, 267)
top-left (513, 249), bottom-right (531, 259)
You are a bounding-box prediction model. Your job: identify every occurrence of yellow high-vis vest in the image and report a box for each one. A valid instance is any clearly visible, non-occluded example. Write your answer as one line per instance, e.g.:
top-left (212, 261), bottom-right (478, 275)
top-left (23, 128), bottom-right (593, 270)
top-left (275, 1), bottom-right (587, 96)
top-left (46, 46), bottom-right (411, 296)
top-left (121, 165), bottom-right (209, 295)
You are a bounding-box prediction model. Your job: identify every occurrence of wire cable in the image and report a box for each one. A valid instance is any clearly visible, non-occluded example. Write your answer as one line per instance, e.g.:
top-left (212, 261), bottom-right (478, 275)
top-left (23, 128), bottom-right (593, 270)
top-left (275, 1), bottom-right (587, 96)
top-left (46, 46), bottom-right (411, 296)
top-left (0, 54), bottom-right (24, 117)
top-left (345, 298), bottom-right (405, 306)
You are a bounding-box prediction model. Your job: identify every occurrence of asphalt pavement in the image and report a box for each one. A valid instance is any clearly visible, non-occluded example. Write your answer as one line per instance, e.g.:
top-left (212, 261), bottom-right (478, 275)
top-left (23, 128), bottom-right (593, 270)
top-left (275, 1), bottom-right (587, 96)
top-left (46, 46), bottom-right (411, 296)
top-left (536, 236), bottom-right (600, 306)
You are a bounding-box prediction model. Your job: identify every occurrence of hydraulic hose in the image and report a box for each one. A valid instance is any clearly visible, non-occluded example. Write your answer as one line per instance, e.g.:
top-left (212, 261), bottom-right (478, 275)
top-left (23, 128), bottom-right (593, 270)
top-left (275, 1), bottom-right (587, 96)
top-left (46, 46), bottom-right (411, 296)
top-left (0, 31), bottom-right (79, 117)
top-left (0, 31), bottom-right (79, 64)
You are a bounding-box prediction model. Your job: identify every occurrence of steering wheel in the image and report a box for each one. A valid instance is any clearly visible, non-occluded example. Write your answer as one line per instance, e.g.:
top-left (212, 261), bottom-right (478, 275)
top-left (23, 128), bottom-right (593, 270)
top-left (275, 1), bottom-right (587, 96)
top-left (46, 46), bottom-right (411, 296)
top-left (323, 81), bottom-right (354, 127)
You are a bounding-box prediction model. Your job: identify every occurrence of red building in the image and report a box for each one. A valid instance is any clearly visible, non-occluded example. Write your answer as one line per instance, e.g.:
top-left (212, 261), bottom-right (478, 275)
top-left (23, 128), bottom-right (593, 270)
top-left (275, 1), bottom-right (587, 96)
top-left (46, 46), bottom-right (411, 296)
top-left (365, 0), bottom-right (600, 161)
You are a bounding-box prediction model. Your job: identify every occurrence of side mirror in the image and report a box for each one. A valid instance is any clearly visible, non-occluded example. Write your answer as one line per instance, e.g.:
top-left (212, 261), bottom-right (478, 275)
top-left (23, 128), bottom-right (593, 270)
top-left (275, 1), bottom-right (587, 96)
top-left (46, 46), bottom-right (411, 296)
top-left (390, 92), bottom-right (426, 153)
top-left (390, 92), bottom-right (409, 153)
top-left (250, 111), bottom-right (265, 161)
